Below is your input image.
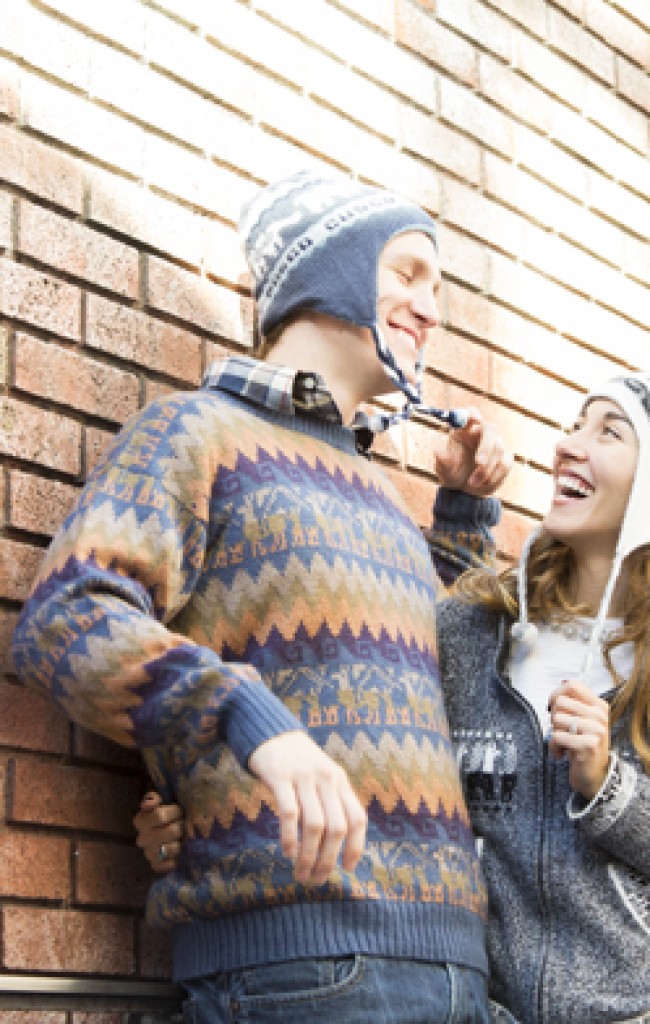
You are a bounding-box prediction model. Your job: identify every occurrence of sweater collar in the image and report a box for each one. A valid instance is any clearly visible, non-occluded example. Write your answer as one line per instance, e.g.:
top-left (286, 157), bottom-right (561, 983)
top-left (202, 355), bottom-right (374, 455)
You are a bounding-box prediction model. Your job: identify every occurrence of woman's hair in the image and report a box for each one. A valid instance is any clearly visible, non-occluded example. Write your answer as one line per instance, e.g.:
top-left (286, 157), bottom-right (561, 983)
top-left (454, 533), bottom-right (650, 772)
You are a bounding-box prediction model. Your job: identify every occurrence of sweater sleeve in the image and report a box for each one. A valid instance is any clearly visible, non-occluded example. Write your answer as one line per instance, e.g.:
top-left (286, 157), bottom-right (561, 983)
top-left (425, 487), bottom-right (501, 591)
top-left (567, 752), bottom-right (650, 878)
top-left (10, 395), bottom-right (301, 768)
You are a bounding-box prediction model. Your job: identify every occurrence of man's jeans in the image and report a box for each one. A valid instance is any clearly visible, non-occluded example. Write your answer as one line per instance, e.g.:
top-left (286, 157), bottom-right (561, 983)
top-left (181, 955), bottom-right (491, 1023)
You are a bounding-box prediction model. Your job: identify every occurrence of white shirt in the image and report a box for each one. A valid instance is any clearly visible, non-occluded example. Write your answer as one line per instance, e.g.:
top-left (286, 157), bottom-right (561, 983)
top-left (509, 618), bottom-right (634, 736)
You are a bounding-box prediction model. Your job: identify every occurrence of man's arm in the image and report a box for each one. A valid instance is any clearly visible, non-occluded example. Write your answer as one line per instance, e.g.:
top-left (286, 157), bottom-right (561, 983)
top-left (11, 394), bottom-right (366, 881)
top-left (424, 408), bottom-right (508, 588)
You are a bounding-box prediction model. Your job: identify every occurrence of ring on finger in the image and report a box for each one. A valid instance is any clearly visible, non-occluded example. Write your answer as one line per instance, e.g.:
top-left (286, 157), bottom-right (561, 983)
top-left (568, 720), bottom-right (579, 735)
top-left (159, 844), bottom-right (168, 861)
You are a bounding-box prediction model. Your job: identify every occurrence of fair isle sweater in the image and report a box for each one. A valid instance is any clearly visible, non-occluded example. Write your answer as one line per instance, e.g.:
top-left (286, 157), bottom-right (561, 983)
top-left (12, 355), bottom-right (499, 983)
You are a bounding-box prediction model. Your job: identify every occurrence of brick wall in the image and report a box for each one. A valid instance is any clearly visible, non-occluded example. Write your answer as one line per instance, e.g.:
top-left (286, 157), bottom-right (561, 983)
top-left (0, 0), bottom-right (648, 1003)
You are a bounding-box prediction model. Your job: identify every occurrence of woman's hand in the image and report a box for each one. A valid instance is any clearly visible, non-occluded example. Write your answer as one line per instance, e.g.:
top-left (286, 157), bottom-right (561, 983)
top-left (133, 791), bottom-right (183, 874)
top-left (548, 680), bottom-right (610, 800)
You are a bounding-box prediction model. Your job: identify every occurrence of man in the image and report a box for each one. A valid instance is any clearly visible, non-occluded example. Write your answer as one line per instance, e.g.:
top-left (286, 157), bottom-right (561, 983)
top-left (12, 171), bottom-right (510, 1023)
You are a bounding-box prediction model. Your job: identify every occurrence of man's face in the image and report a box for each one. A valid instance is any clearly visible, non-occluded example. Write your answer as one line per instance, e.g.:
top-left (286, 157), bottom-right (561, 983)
top-left (376, 231), bottom-right (441, 387)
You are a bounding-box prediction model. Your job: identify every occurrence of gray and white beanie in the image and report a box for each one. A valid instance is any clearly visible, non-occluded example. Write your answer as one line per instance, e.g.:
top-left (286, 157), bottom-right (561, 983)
top-left (512, 372), bottom-right (650, 675)
top-left (239, 169), bottom-right (466, 432)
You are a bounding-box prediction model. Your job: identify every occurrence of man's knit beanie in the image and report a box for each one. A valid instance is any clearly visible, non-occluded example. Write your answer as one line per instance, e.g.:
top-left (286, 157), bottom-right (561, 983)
top-left (238, 170), bottom-right (465, 431)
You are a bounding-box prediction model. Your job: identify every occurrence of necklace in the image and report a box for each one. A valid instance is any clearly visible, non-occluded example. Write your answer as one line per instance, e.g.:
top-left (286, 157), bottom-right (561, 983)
top-left (546, 619), bottom-right (593, 643)
top-left (542, 617), bottom-right (622, 644)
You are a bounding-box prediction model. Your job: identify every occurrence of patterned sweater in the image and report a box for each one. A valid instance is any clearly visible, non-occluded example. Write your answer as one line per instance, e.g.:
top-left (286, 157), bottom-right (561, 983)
top-left (12, 356), bottom-right (499, 982)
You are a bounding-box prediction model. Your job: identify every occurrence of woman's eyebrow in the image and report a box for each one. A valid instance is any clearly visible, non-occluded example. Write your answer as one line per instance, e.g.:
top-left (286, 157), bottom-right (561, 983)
top-left (603, 411), bottom-right (633, 427)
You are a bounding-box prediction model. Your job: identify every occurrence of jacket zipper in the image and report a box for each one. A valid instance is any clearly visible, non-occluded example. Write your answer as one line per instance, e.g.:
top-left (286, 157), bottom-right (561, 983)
top-left (494, 621), bottom-right (550, 1024)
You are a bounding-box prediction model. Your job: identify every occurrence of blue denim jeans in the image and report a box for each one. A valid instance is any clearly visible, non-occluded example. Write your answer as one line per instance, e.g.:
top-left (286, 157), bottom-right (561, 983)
top-left (181, 956), bottom-right (490, 1023)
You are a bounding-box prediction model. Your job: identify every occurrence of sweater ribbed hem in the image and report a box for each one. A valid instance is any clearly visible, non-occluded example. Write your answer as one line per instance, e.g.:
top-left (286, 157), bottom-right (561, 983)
top-left (171, 900), bottom-right (488, 981)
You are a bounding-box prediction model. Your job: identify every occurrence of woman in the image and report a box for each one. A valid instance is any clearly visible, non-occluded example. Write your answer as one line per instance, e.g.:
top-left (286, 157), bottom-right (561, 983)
top-left (136, 373), bottom-right (650, 1023)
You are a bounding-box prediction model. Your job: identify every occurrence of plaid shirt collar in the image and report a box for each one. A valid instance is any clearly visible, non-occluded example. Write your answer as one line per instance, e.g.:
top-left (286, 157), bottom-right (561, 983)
top-left (202, 355), bottom-right (374, 455)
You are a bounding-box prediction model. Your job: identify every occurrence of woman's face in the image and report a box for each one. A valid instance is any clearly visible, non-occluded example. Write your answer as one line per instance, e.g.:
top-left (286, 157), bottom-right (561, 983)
top-left (543, 398), bottom-right (639, 560)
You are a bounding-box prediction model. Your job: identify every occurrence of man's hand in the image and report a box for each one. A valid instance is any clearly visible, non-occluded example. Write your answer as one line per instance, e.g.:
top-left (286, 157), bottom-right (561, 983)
top-left (548, 680), bottom-right (611, 800)
top-left (435, 407), bottom-right (511, 497)
top-left (133, 791), bottom-right (184, 874)
top-left (249, 730), bottom-right (367, 885)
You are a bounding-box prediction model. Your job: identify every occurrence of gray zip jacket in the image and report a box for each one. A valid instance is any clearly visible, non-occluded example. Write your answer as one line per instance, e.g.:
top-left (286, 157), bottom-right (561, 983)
top-left (437, 599), bottom-right (650, 1024)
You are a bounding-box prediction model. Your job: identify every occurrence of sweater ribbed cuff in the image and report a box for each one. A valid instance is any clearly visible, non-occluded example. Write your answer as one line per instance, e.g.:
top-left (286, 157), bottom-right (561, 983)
top-left (226, 677), bottom-right (304, 766)
top-left (433, 488), bottom-right (501, 529)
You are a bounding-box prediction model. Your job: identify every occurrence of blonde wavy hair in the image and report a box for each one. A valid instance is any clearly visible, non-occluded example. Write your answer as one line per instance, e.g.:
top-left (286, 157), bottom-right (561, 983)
top-left (454, 532), bottom-right (650, 773)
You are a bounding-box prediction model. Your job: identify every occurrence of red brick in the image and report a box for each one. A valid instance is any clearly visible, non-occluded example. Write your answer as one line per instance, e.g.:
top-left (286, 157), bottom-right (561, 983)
top-left (14, 334), bottom-right (139, 424)
top-left (498, 458), bottom-right (552, 518)
top-left (0, 681), bottom-right (69, 753)
top-left (436, 0), bottom-right (513, 61)
top-left (399, 106), bottom-right (481, 187)
top-left (617, 55), bottom-right (650, 114)
top-left (583, 77), bottom-right (647, 154)
top-left (85, 425), bottom-right (118, 476)
top-left (72, 1011), bottom-right (129, 1019)
top-left (0, 261), bottom-right (80, 340)
top-left (0, 57), bottom-right (21, 121)
top-left (37, 0), bottom-right (146, 57)
top-left (203, 218), bottom-right (255, 289)
top-left (547, 8), bottom-right (615, 85)
top-left (143, 378), bottom-right (177, 404)
top-left (88, 166), bottom-right (205, 269)
top-left (384, 463), bottom-right (437, 529)
top-left (0, 539), bottom-right (43, 602)
top-left (0, 832), bottom-right (70, 899)
top-left (2, 906), bottom-right (135, 974)
top-left (3, 1), bottom-right (91, 93)
top-left (76, 841), bottom-right (151, 908)
top-left (9, 758), bottom-right (142, 837)
top-left (446, 384), bottom-right (558, 469)
top-left (514, 31), bottom-right (586, 110)
top-left (24, 74), bottom-right (144, 180)
top-left (496, 506), bottom-right (539, 562)
top-left (442, 176), bottom-right (525, 259)
top-left (72, 1016), bottom-right (127, 1024)
top-left (0, 609), bottom-right (18, 675)
top-left (586, 2), bottom-right (649, 68)
top-left (86, 295), bottom-right (202, 385)
top-left (142, 134), bottom-right (256, 224)
top-left (493, 355), bottom-right (579, 432)
top-left (90, 43), bottom-right (214, 154)
top-left (0, 396), bottom-right (81, 474)
top-left (73, 727), bottom-right (143, 769)
top-left (437, 225), bottom-right (487, 292)
top-left (425, 328), bottom-right (491, 391)
top-left (139, 920), bottom-right (173, 979)
top-left (480, 0), bottom-right (546, 37)
top-left (0, 124), bottom-right (84, 213)
top-left (18, 202), bottom-right (139, 299)
top-left (395, 0), bottom-right (479, 87)
top-left (480, 54), bottom-right (553, 135)
top-left (515, 124), bottom-right (589, 202)
top-left (9, 469), bottom-right (79, 536)
top-left (147, 257), bottom-right (255, 345)
top-left (0, 1014), bottom-right (65, 1024)
top-left (445, 283), bottom-right (619, 387)
top-left (0, 193), bottom-right (12, 252)
top-left (588, 168), bottom-right (650, 240)
top-left (440, 78), bottom-right (515, 158)
top-left (405, 418), bottom-right (450, 479)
